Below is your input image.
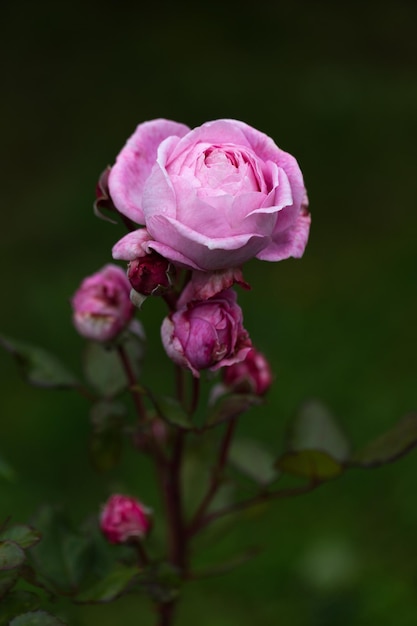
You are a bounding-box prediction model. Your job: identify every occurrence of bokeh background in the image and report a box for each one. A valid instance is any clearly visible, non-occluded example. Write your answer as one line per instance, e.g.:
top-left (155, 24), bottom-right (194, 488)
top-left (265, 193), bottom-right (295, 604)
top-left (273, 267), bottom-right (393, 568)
top-left (2, 0), bottom-right (417, 623)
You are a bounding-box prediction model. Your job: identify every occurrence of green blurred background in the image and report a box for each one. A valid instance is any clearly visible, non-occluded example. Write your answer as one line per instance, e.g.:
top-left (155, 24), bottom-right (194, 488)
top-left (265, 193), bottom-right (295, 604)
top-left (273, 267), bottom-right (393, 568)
top-left (2, 0), bottom-right (417, 623)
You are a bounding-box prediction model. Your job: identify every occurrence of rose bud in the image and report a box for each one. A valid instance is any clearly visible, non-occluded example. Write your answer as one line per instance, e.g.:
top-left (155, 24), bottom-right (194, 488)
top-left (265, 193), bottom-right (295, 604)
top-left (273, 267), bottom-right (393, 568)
top-left (127, 253), bottom-right (175, 296)
top-left (71, 264), bottom-right (134, 342)
top-left (223, 347), bottom-right (273, 395)
top-left (161, 288), bottom-right (252, 377)
top-left (100, 494), bottom-right (152, 544)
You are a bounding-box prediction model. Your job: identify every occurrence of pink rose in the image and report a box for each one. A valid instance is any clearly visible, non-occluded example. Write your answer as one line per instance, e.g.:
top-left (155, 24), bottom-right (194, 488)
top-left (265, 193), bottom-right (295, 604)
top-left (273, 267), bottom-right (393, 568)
top-left (100, 494), bottom-right (152, 544)
top-left (110, 118), bottom-right (310, 271)
top-left (223, 347), bottom-right (273, 395)
top-left (161, 287), bottom-right (251, 377)
top-left (71, 264), bottom-right (134, 342)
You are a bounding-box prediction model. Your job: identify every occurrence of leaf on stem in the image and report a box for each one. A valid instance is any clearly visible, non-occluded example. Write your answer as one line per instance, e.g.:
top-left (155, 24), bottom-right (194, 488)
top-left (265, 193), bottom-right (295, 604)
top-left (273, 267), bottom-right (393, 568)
top-left (0, 591), bottom-right (40, 626)
top-left (30, 506), bottom-right (94, 594)
top-left (229, 438), bottom-right (279, 486)
top-left (141, 562), bottom-right (182, 604)
top-left (205, 394), bottom-right (262, 429)
top-left (0, 569), bottom-right (20, 599)
top-left (350, 412), bottom-right (417, 468)
top-left (83, 333), bottom-right (143, 398)
top-left (0, 336), bottom-right (79, 390)
top-left (0, 541), bottom-right (25, 571)
top-left (9, 611), bottom-right (66, 626)
top-left (276, 399), bottom-right (351, 480)
top-left (75, 564), bottom-right (140, 603)
top-left (152, 396), bottom-right (194, 430)
top-left (0, 525), bottom-right (41, 550)
top-left (89, 401), bottom-right (126, 471)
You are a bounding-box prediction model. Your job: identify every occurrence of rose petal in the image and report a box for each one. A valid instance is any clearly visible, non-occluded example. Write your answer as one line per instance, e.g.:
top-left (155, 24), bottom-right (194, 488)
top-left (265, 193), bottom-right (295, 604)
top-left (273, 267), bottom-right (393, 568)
top-left (112, 229), bottom-right (153, 261)
top-left (147, 214), bottom-right (268, 271)
top-left (256, 210), bottom-right (311, 261)
top-left (109, 119), bottom-right (189, 223)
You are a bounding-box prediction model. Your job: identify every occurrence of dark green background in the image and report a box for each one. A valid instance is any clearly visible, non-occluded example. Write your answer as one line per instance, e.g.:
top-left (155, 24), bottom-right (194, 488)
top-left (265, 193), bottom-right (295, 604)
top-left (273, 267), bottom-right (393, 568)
top-left (2, 1), bottom-right (417, 623)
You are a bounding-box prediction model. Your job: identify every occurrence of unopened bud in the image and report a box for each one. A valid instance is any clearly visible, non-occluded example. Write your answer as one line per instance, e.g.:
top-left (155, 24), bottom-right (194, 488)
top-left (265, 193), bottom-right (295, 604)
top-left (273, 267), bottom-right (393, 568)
top-left (222, 348), bottom-right (273, 395)
top-left (71, 264), bottom-right (134, 342)
top-left (127, 254), bottom-right (174, 297)
top-left (100, 494), bottom-right (152, 544)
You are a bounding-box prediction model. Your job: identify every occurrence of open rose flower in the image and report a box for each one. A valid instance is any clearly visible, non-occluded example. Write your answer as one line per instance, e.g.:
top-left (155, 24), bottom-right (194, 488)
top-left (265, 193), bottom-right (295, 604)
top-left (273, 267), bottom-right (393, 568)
top-left (110, 118), bottom-right (310, 271)
top-left (161, 288), bottom-right (251, 377)
top-left (71, 264), bottom-right (134, 342)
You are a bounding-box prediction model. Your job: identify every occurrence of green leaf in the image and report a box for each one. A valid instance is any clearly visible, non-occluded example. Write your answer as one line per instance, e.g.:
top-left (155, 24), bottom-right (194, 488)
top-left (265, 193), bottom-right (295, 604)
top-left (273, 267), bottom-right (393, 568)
top-left (0, 336), bottom-right (79, 389)
top-left (351, 412), bottom-right (417, 468)
top-left (0, 525), bottom-right (41, 550)
top-left (276, 399), bottom-right (350, 480)
top-left (142, 562), bottom-right (181, 604)
top-left (229, 438), bottom-right (279, 485)
top-left (153, 396), bottom-right (193, 430)
top-left (287, 399), bottom-right (350, 460)
top-left (206, 394), bottom-right (261, 429)
top-left (0, 541), bottom-right (25, 571)
top-left (89, 401), bottom-right (125, 471)
top-left (0, 568), bottom-right (20, 598)
top-left (30, 507), bottom-right (93, 593)
top-left (0, 591), bottom-right (40, 626)
top-left (76, 565), bottom-right (140, 603)
top-left (277, 450), bottom-right (344, 480)
top-left (0, 453), bottom-right (16, 482)
top-left (9, 611), bottom-right (66, 626)
top-left (83, 333), bottom-right (143, 397)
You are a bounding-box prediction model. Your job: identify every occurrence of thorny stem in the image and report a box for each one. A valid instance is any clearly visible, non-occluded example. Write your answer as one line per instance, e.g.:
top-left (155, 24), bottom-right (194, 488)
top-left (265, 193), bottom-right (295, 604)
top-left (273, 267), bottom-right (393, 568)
top-left (187, 418), bottom-right (237, 537)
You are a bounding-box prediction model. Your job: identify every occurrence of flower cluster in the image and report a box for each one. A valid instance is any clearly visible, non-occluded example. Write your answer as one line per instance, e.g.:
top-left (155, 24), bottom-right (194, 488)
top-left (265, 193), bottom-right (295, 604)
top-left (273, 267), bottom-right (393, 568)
top-left (72, 118), bottom-right (310, 378)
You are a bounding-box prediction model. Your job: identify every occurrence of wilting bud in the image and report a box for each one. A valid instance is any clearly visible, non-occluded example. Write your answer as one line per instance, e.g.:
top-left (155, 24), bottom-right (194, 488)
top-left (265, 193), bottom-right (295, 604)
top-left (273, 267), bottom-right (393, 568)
top-left (223, 347), bottom-right (273, 395)
top-left (100, 494), bottom-right (152, 544)
top-left (161, 288), bottom-right (252, 377)
top-left (71, 264), bottom-right (134, 342)
top-left (127, 253), bottom-right (174, 296)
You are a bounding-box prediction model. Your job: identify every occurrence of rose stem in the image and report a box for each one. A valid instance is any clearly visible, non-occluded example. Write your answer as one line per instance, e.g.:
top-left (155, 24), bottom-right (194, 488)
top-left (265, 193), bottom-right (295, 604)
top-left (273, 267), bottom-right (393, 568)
top-left (187, 417), bottom-right (237, 537)
top-left (193, 480), bottom-right (324, 535)
top-left (189, 375), bottom-right (200, 417)
top-left (117, 344), bottom-right (147, 422)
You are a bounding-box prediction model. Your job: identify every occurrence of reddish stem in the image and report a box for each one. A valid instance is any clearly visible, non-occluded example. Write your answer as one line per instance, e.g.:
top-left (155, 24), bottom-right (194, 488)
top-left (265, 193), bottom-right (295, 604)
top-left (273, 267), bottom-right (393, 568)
top-left (117, 344), bottom-right (147, 422)
top-left (188, 418), bottom-right (237, 537)
top-left (192, 480), bottom-right (323, 535)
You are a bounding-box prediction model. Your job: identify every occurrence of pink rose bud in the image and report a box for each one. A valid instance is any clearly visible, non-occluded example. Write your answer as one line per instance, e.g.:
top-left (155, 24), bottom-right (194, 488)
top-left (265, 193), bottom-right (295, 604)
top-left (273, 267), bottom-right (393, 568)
top-left (161, 288), bottom-right (252, 377)
top-left (100, 494), bottom-right (152, 544)
top-left (71, 264), bottom-right (134, 342)
top-left (223, 347), bottom-right (273, 395)
top-left (127, 253), bottom-right (174, 296)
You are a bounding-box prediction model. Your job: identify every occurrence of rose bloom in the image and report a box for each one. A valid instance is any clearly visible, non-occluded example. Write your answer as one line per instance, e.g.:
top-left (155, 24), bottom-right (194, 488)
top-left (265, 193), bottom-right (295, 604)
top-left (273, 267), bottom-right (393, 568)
top-left (161, 287), bottom-right (251, 377)
top-left (110, 118), bottom-right (310, 271)
top-left (223, 347), bottom-right (273, 395)
top-left (100, 494), bottom-right (152, 544)
top-left (71, 264), bottom-right (134, 342)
